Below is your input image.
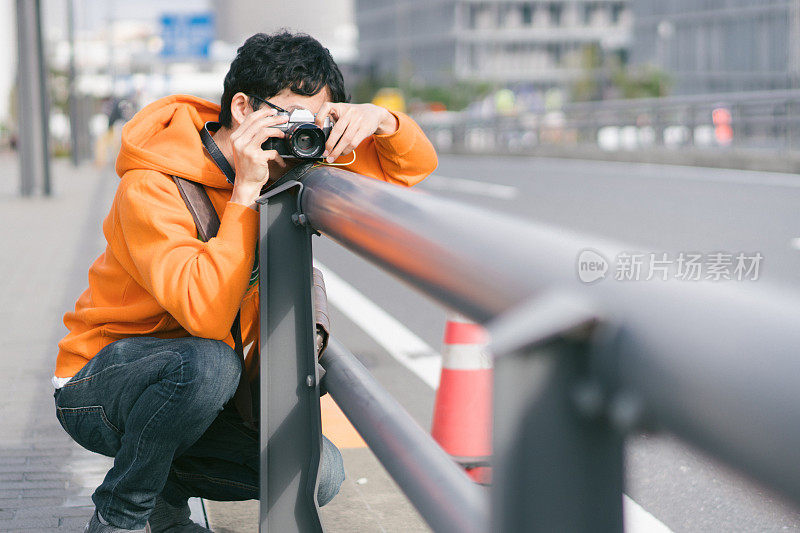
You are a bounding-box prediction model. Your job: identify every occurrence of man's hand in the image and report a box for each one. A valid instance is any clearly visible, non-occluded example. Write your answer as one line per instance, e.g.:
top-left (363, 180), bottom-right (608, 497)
top-left (315, 103), bottom-right (399, 164)
top-left (229, 106), bottom-right (289, 210)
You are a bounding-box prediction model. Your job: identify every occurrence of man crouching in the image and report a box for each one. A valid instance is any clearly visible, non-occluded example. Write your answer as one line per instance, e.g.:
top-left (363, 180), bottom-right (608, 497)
top-left (53, 31), bottom-right (437, 532)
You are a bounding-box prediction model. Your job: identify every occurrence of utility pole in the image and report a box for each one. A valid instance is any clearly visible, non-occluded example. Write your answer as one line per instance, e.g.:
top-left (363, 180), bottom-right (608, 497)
top-left (791, 0), bottom-right (800, 89)
top-left (67, 0), bottom-right (80, 166)
top-left (16, 0), bottom-right (51, 196)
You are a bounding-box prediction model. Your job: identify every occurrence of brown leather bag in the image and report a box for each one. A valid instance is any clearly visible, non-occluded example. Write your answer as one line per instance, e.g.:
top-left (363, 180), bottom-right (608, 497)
top-left (171, 175), bottom-right (331, 429)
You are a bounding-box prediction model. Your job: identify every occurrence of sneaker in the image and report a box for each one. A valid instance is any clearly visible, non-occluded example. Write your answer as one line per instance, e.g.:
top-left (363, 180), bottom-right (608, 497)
top-left (84, 509), bottom-right (146, 532)
top-left (145, 495), bottom-right (212, 532)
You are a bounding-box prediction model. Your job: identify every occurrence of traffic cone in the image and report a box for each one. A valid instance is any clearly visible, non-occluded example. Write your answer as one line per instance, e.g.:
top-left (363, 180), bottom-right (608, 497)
top-left (431, 313), bottom-right (493, 484)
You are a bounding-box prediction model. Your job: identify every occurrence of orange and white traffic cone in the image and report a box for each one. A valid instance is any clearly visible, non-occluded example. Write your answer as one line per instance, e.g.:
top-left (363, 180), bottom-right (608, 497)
top-left (431, 313), bottom-right (492, 484)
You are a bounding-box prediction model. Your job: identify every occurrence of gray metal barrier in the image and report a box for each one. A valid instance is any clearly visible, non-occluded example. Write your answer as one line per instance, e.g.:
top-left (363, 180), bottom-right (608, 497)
top-left (416, 89), bottom-right (800, 172)
top-left (319, 338), bottom-right (488, 533)
top-left (256, 164), bottom-right (800, 532)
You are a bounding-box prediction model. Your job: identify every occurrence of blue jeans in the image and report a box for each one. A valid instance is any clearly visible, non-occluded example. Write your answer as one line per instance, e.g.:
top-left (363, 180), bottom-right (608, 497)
top-left (53, 336), bottom-right (344, 530)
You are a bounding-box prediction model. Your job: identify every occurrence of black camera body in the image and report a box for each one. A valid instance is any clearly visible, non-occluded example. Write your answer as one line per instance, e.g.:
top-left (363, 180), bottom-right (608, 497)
top-left (261, 108), bottom-right (333, 160)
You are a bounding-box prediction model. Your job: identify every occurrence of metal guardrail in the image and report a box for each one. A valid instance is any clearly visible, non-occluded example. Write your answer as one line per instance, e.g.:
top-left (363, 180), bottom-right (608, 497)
top-left (319, 338), bottom-right (488, 533)
top-left (416, 89), bottom-right (800, 156)
top-left (256, 163), bottom-right (800, 532)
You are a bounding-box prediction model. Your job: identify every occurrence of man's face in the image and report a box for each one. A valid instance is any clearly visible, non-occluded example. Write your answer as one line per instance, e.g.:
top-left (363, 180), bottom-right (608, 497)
top-left (251, 87), bottom-right (332, 181)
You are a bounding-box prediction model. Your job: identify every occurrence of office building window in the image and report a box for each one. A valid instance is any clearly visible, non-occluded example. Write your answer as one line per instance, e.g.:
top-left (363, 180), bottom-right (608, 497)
top-left (522, 4), bottom-right (533, 25)
top-left (584, 4), bottom-right (597, 25)
top-left (611, 3), bottom-right (624, 24)
top-left (549, 3), bottom-right (562, 26)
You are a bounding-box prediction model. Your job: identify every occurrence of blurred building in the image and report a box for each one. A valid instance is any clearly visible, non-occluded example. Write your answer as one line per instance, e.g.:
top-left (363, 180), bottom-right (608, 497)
top-left (212, 0), bottom-right (357, 64)
top-left (212, 0), bottom-right (358, 89)
top-left (0, 0), bottom-right (15, 124)
top-left (632, 0), bottom-right (800, 95)
top-left (356, 0), bottom-right (632, 89)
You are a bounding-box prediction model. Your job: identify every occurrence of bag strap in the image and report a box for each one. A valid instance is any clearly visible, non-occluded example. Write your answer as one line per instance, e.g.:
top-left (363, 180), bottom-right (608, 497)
top-left (171, 175), bottom-right (257, 431)
top-left (312, 267), bottom-right (330, 355)
top-left (173, 176), bottom-right (220, 241)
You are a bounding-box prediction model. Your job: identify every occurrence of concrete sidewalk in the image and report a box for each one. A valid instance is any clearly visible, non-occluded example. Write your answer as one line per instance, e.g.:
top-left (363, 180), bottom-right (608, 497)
top-left (0, 154), bottom-right (430, 531)
top-left (0, 154), bottom-right (118, 531)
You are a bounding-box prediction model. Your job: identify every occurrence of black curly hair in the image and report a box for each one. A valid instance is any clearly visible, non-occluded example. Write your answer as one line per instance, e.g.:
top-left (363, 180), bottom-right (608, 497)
top-left (218, 31), bottom-right (349, 128)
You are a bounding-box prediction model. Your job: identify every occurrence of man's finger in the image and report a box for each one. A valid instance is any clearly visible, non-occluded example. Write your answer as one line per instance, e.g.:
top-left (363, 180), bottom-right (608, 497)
top-left (327, 115), bottom-right (367, 161)
top-left (316, 102), bottom-right (343, 127)
top-left (236, 115), bottom-right (288, 146)
top-left (324, 112), bottom-right (350, 157)
top-left (252, 126), bottom-right (287, 145)
top-left (327, 128), bottom-right (357, 161)
top-left (232, 106), bottom-right (276, 142)
top-left (263, 149), bottom-right (287, 168)
top-left (315, 102), bottom-right (332, 127)
top-left (236, 105), bottom-right (277, 133)
top-left (238, 113), bottom-right (287, 142)
top-left (339, 126), bottom-right (371, 158)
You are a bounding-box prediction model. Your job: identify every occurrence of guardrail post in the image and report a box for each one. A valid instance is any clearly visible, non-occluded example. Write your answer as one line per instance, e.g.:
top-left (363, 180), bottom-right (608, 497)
top-left (257, 170), bottom-right (324, 532)
top-left (489, 294), bottom-right (624, 533)
top-left (16, 0), bottom-right (51, 196)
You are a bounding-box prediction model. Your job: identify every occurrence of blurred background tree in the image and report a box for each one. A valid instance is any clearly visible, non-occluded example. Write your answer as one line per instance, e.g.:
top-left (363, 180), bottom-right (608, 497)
top-left (612, 65), bottom-right (672, 99)
top-left (354, 73), bottom-right (493, 112)
top-left (573, 43), bottom-right (671, 101)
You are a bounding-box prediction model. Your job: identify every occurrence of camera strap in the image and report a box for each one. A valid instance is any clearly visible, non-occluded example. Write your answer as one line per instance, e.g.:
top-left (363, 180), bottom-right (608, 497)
top-left (201, 121), bottom-right (236, 184)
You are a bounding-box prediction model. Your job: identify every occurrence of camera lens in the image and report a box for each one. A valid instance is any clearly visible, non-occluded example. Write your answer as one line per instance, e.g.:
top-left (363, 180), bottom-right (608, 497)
top-left (295, 132), bottom-right (314, 151)
top-left (287, 123), bottom-right (326, 159)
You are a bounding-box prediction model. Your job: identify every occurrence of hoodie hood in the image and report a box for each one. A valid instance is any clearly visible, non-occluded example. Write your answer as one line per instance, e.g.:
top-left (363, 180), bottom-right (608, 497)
top-left (116, 95), bottom-right (231, 189)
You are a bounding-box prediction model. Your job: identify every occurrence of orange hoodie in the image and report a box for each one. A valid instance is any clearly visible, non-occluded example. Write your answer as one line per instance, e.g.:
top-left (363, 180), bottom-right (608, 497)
top-left (55, 94), bottom-right (438, 383)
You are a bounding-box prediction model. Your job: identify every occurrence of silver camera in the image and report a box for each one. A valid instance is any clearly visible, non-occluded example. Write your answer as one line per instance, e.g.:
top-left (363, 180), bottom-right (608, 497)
top-left (261, 108), bottom-right (333, 160)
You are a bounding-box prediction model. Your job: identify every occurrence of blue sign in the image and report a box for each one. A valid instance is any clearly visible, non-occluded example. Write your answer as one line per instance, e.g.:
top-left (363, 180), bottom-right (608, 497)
top-left (160, 12), bottom-right (215, 59)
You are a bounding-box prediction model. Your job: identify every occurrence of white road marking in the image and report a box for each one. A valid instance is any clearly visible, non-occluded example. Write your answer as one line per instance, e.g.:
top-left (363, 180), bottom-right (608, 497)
top-left (315, 262), bottom-right (441, 389)
top-left (789, 237), bottom-right (800, 250)
top-left (423, 174), bottom-right (519, 199)
top-left (188, 498), bottom-right (209, 527)
top-left (624, 495), bottom-right (674, 533)
top-left (631, 167), bottom-right (800, 189)
top-left (319, 261), bottom-right (675, 533)
top-left (501, 155), bottom-right (800, 189)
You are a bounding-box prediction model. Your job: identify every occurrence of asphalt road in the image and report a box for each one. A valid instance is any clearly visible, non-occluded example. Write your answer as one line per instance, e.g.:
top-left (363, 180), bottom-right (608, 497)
top-left (314, 154), bottom-right (800, 532)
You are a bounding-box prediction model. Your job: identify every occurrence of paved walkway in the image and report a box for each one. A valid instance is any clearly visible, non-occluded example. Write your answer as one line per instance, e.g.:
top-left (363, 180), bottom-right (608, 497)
top-left (0, 154), bottom-right (117, 531)
top-left (0, 154), bottom-right (429, 531)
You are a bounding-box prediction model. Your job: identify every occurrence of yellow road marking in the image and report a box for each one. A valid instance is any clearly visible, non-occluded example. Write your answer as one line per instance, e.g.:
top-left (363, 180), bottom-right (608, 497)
top-left (320, 394), bottom-right (367, 449)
